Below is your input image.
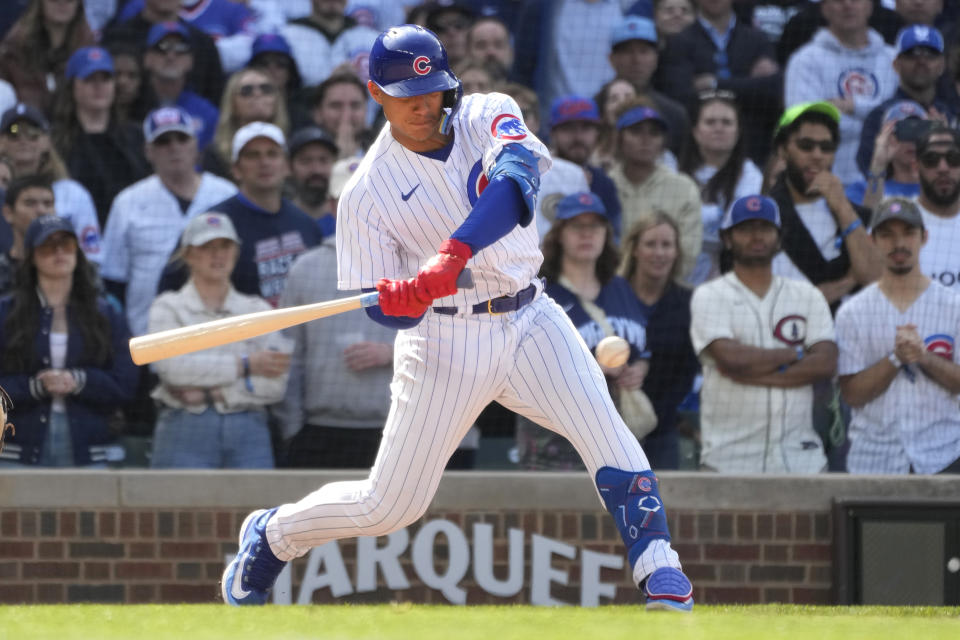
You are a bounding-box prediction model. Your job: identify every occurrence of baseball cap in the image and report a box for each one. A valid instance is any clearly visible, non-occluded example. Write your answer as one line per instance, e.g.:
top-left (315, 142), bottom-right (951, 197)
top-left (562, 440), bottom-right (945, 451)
top-left (870, 197), bottom-right (924, 232)
top-left (147, 21), bottom-right (190, 49)
top-left (611, 15), bottom-right (658, 49)
top-left (250, 33), bottom-right (293, 60)
top-left (287, 126), bottom-right (338, 158)
top-left (883, 100), bottom-right (926, 124)
top-left (143, 106), bottom-right (195, 143)
top-left (65, 47), bottom-right (114, 80)
top-left (917, 122), bottom-right (960, 154)
top-left (180, 212), bottom-right (240, 248)
top-left (895, 24), bottom-right (944, 55)
top-left (549, 96), bottom-right (601, 129)
top-left (231, 121), bottom-right (286, 162)
top-left (720, 195), bottom-right (781, 231)
top-left (773, 101), bottom-right (840, 142)
top-left (1, 103), bottom-right (49, 134)
top-left (555, 192), bottom-right (609, 221)
top-left (24, 215), bottom-right (76, 251)
top-left (616, 105), bottom-right (667, 131)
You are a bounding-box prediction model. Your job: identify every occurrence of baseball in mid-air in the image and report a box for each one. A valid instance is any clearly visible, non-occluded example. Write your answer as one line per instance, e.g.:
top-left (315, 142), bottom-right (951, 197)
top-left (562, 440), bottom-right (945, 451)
top-left (595, 336), bottom-right (630, 368)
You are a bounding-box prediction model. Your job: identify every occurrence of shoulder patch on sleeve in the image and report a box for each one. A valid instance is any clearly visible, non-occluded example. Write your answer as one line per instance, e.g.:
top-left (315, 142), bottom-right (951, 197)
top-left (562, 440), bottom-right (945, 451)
top-left (490, 113), bottom-right (528, 141)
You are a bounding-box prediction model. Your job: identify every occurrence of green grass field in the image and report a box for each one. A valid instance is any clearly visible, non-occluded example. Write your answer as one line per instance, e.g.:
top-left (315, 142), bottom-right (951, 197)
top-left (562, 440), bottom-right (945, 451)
top-left (1, 604), bottom-right (959, 640)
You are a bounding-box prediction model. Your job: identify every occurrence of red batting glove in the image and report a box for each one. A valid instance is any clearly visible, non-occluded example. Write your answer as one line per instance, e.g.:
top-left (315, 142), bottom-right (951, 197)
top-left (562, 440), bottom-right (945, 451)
top-left (376, 277), bottom-right (431, 317)
top-left (415, 238), bottom-right (473, 300)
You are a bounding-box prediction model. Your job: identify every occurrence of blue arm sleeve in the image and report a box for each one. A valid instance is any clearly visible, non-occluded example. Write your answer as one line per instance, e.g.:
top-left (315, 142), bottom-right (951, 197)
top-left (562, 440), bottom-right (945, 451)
top-left (362, 288), bottom-right (426, 329)
top-left (449, 175), bottom-right (526, 253)
top-left (450, 143), bottom-right (541, 253)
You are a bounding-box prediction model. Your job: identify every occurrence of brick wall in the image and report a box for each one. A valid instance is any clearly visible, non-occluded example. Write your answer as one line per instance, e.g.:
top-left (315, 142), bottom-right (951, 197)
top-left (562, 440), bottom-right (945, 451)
top-left (0, 506), bottom-right (831, 605)
top-left (1, 471), bottom-right (954, 606)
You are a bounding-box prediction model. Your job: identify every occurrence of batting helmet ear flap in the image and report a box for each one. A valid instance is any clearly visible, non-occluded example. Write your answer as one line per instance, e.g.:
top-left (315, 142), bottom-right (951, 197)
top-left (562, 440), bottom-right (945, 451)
top-left (439, 84), bottom-right (463, 135)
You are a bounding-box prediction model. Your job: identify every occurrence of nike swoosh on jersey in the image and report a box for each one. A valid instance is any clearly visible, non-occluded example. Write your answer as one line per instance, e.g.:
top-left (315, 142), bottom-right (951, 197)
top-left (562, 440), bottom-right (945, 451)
top-left (401, 184), bottom-right (420, 201)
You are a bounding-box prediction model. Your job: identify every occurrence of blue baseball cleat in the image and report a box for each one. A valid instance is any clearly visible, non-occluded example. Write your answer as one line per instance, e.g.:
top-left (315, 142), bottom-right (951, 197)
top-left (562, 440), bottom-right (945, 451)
top-left (221, 508), bottom-right (286, 606)
top-left (643, 567), bottom-right (694, 612)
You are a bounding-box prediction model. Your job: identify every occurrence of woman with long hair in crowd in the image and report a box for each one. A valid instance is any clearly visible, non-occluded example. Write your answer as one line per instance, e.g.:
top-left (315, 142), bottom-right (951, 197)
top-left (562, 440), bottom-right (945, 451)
top-left (678, 90), bottom-right (762, 285)
top-left (0, 215), bottom-right (136, 467)
top-left (0, 103), bottom-right (101, 260)
top-left (203, 67), bottom-right (290, 180)
top-left (621, 213), bottom-right (700, 469)
top-left (515, 192), bottom-right (651, 470)
top-left (148, 213), bottom-right (291, 469)
top-left (0, 0), bottom-right (96, 116)
top-left (51, 46), bottom-right (149, 227)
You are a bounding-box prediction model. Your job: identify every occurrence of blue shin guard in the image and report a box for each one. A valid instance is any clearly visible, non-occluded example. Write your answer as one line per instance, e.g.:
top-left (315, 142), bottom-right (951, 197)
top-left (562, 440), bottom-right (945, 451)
top-left (595, 467), bottom-right (671, 570)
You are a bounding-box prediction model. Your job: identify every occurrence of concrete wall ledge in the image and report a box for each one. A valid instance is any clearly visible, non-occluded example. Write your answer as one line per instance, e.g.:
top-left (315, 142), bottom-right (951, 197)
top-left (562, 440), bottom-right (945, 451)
top-left (2, 470), bottom-right (959, 511)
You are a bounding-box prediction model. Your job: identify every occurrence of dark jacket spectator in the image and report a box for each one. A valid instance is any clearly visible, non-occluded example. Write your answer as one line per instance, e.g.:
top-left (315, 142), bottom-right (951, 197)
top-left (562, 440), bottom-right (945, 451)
top-left (0, 215), bottom-right (137, 467)
top-left (656, 8), bottom-right (782, 162)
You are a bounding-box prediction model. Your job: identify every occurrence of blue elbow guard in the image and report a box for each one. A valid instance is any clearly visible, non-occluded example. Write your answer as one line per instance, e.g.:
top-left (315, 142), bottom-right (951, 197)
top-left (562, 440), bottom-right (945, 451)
top-left (488, 143), bottom-right (540, 226)
top-left (595, 467), bottom-right (672, 569)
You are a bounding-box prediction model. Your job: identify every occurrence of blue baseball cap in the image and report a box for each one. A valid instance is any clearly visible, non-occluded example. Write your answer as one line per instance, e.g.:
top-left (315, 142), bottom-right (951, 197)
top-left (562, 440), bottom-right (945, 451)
top-left (721, 195), bottom-right (781, 231)
top-left (896, 24), bottom-right (944, 55)
top-left (611, 15), bottom-right (658, 48)
top-left (883, 100), bottom-right (926, 124)
top-left (24, 215), bottom-right (76, 251)
top-left (616, 105), bottom-right (667, 132)
top-left (555, 192), bottom-right (609, 221)
top-left (550, 95), bottom-right (601, 129)
top-left (251, 33), bottom-right (293, 60)
top-left (143, 106), bottom-right (195, 143)
top-left (66, 47), bottom-right (114, 80)
top-left (147, 21), bottom-right (191, 48)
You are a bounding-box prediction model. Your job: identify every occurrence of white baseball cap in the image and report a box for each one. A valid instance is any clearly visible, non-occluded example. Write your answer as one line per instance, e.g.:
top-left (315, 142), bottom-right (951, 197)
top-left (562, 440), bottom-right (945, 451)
top-left (231, 121), bottom-right (286, 162)
top-left (180, 212), bottom-right (240, 248)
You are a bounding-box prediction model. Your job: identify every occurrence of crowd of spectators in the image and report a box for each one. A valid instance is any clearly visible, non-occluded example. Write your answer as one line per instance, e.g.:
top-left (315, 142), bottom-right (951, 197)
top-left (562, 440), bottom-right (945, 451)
top-left (0, 0), bottom-right (958, 476)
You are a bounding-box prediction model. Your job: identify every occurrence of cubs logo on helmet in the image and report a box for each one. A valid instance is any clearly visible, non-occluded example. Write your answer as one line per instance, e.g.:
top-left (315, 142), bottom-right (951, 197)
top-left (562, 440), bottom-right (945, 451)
top-left (491, 114), bottom-right (527, 141)
top-left (412, 56), bottom-right (432, 75)
top-left (925, 334), bottom-right (955, 359)
top-left (773, 315), bottom-right (807, 346)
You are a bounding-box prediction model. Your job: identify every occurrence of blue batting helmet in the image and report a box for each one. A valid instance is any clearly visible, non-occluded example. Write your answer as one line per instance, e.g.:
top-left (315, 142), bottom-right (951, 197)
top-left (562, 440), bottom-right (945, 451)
top-left (369, 24), bottom-right (462, 132)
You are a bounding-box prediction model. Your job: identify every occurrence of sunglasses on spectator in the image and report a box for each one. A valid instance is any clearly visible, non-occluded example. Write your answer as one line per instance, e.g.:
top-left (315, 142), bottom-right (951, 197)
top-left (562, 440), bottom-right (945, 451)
top-left (238, 83), bottom-right (276, 97)
top-left (153, 132), bottom-right (191, 146)
top-left (4, 123), bottom-right (43, 140)
top-left (793, 137), bottom-right (838, 153)
top-left (154, 39), bottom-right (191, 55)
top-left (900, 47), bottom-right (941, 60)
top-left (35, 234), bottom-right (78, 257)
top-left (919, 148), bottom-right (960, 169)
top-left (698, 89), bottom-right (736, 102)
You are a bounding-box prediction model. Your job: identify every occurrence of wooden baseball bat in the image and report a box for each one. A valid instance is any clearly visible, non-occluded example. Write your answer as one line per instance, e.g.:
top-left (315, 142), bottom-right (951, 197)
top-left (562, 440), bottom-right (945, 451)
top-left (129, 269), bottom-right (474, 365)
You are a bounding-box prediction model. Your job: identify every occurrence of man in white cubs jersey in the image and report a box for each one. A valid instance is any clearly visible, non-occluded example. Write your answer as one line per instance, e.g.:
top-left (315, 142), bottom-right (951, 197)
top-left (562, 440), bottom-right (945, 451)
top-left (837, 197), bottom-right (960, 474)
top-left (222, 25), bottom-right (694, 611)
top-left (912, 125), bottom-right (960, 290)
top-left (691, 195), bottom-right (837, 474)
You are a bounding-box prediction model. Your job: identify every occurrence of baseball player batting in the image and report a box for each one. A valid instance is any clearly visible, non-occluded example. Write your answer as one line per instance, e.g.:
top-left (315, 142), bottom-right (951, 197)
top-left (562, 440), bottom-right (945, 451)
top-left (221, 24), bottom-right (693, 611)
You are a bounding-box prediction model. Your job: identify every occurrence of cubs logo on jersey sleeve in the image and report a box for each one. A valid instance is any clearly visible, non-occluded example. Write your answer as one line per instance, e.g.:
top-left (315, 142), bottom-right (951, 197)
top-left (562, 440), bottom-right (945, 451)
top-left (837, 69), bottom-right (879, 99)
top-left (491, 114), bottom-right (527, 141)
top-left (773, 314), bottom-right (807, 346)
top-left (925, 333), bottom-right (955, 359)
top-left (466, 159), bottom-right (489, 206)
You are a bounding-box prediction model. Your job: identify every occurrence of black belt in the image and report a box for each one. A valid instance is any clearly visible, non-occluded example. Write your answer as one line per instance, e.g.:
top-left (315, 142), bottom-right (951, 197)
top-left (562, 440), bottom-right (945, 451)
top-left (433, 283), bottom-right (537, 315)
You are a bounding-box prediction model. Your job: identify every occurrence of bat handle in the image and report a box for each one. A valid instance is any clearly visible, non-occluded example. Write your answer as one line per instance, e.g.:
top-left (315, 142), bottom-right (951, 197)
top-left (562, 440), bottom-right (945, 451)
top-left (456, 267), bottom-right (474, 289)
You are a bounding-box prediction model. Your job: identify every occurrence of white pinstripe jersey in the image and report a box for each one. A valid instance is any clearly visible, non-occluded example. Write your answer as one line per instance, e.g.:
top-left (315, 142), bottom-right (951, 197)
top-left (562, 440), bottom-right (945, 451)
top-left (336, 92), bottom-right (552, 305)
top-left (836, 281), bottom-right (960, 474)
